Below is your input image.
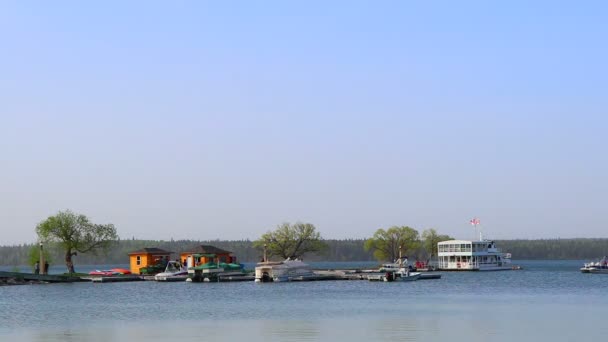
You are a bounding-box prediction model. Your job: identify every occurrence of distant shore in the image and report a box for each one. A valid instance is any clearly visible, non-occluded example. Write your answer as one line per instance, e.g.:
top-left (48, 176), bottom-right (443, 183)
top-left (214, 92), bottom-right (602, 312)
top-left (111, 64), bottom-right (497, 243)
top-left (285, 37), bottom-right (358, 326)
top-left (1, 238), bottom-right (608, 266)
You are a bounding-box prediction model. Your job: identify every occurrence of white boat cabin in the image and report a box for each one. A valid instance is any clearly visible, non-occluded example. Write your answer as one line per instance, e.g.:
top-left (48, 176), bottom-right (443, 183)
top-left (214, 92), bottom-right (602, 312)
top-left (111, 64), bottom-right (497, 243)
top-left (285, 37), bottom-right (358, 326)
top-left (437, 240), bottom-right (512, 271)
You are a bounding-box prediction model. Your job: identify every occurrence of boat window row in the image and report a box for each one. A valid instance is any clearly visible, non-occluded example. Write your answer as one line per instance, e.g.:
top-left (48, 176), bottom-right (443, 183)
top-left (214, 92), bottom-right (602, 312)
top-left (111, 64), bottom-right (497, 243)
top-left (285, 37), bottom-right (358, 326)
top-left (437, 255), bottom-right (499, 268)
top-left (438, 243), bottom-right (493, 253)
top-left (441, 255), bottom-right (497, 263)
top-left (438, 244), bottom-right (472, 253)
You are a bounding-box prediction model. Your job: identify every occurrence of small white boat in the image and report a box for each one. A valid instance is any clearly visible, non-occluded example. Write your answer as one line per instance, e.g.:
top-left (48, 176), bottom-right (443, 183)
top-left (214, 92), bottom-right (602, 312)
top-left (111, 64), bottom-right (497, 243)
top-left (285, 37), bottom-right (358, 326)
top-left (581, 257), bottom-right (608, 274)
top-left (154, 261), bottom-right (188, 281)
top-left (368, 268), bottom-right (421, 282)
top-left (254, 258), bottom-right (314, 282)
top-left (369, 258), bottom-right (421, 282)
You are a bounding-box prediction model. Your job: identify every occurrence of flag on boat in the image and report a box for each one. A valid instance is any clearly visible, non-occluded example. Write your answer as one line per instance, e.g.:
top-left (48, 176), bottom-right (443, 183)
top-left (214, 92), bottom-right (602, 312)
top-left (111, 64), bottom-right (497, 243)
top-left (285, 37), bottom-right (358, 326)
top-left (469, 218), bottom-right (480, 226)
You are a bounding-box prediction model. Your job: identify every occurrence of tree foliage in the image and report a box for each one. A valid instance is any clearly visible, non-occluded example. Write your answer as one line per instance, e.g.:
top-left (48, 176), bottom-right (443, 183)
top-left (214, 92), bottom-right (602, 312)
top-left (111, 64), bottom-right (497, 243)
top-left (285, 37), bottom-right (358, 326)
top-left (36, 210), bottom-right (118, 273)
top-left (421, 228), bottom-right (452, 259)
top-left (27, 244), bottom-right (53, 269)
top-left (5, 237), bottom-right (608, 267)
top-left (253, 222), bottom-right (327, 260)
top-left (364, 226), bottom-right (420, 262)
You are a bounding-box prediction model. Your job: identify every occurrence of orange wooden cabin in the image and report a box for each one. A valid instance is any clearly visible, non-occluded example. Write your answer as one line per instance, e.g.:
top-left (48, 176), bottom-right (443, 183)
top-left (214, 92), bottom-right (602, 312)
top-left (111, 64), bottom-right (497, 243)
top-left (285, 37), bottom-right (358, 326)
top-left (180, 245), bottom-right (237, 267)
top-left (128, 247), bottom-right (173, 274)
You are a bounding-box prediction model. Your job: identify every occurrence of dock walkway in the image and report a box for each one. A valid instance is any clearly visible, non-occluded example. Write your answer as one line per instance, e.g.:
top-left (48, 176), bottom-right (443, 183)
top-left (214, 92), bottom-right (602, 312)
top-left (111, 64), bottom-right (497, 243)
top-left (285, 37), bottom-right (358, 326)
top-left (0, 271), bottom-right (84, 284)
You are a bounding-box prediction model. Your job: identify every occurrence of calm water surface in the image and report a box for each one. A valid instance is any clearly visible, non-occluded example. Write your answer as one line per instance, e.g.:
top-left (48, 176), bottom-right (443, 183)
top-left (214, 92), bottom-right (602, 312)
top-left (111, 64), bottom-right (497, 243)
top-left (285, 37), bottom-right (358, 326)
top-left (1, 260), bottom-right (607, 341)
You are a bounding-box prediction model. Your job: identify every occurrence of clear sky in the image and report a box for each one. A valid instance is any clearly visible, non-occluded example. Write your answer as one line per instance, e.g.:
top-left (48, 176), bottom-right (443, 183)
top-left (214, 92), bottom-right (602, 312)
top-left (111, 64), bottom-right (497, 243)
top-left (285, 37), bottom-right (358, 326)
top-left (1, 1), bottom-right (607, 244)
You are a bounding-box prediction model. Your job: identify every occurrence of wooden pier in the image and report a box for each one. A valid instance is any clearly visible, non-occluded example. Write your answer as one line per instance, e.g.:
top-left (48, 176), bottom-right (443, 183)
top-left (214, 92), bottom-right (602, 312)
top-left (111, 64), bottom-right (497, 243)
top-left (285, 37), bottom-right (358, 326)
top-left (84, 275), bottom-right (144, 283)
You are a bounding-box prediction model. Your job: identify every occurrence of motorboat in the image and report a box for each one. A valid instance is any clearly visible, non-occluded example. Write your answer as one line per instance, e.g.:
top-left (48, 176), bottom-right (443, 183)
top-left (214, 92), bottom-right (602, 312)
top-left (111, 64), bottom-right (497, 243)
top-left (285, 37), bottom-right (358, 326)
top-left (254, 258), bottom-right (314, 282)
top-left (154, 261), bottom-right (188, 281)
top-left (368, 269), bottom-right (421, 282)
top-left (368, 257), bottom-right (421, 282)
top-left (581, 257), bottom-right (608, 274)
top-left (369, 262), bottom-right (420, 282)
top-left (187, 261), bottom-right (245, 282)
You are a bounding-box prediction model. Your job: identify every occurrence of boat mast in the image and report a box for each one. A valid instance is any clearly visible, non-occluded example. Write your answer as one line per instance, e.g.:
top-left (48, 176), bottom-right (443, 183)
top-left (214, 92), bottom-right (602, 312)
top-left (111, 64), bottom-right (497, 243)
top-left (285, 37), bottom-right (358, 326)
top-left (471, 217), bottom-right (482, 241)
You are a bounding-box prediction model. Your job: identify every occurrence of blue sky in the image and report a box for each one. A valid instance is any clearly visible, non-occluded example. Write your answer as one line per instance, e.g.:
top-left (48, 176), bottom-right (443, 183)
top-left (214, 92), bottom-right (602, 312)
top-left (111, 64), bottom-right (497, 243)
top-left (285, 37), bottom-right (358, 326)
top-left (1, 1), bottom-right (607, 244)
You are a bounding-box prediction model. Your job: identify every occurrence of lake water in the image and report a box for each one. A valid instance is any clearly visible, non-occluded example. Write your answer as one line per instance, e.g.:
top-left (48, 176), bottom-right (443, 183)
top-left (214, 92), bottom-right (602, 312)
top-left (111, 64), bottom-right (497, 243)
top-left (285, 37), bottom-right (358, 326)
top-left (1, 260), bottom-right (607, 341)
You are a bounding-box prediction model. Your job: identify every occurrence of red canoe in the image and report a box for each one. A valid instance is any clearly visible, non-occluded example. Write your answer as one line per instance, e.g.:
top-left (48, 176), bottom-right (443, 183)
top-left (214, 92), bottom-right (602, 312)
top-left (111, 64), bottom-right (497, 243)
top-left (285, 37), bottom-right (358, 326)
top-left (111, 268), bottom-right (131, 275)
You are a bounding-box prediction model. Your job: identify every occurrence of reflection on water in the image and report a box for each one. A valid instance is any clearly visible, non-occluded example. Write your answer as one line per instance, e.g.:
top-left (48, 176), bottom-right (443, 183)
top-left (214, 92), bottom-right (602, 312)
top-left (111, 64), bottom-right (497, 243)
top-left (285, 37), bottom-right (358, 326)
top-left (7, 313), bottom-right (607, 342)
top-left (2, 308), bottom-right (607, 342)
top-left (2, 260), bottom-right (608, 341)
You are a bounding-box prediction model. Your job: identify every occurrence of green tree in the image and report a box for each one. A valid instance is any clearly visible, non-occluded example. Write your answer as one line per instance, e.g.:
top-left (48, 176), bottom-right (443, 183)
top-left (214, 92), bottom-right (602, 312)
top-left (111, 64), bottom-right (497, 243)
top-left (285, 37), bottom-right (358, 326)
top-left (364, 226), bottom-right (420, 262)
top-left (421, 228), bottom-right (452, 260)
top-left (27, 244), bottom-right (53, 271)
top-left (254, 222), bottom-right (327, 260)
top-left (36, 210), bottom-right (118, 274)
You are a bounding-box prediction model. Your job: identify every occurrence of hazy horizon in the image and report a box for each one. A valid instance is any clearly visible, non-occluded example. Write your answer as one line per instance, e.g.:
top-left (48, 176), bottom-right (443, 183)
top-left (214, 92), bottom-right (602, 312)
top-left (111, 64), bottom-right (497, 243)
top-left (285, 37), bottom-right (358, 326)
top-left (2, 1), bottom-right (607, 245)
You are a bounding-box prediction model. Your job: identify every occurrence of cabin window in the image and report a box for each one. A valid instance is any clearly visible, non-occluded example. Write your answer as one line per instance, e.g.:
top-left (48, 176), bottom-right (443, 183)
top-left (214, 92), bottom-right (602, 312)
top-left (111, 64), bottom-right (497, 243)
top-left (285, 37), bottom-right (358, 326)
top-left (136, 256), bottom-right (141, 265)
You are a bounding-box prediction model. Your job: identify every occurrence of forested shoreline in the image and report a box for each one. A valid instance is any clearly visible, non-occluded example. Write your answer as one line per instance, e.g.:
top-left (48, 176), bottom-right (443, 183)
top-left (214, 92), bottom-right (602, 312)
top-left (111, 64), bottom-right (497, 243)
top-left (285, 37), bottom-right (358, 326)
top-left (1, 238), bottom-right (608, 267)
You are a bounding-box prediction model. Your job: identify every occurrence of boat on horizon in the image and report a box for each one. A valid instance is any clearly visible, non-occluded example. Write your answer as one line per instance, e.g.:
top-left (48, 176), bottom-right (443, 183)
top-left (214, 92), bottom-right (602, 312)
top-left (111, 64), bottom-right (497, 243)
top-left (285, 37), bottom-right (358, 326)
top-left (581, 257), bottom-right (608, 274)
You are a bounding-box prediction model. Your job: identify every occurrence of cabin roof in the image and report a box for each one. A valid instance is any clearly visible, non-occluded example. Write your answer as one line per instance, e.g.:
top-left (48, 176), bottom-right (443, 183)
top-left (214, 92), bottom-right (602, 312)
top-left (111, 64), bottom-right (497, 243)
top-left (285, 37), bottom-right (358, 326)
top-left (128, 247), bottom-right (173, 255)
top-left (182, 245), bottom-right (232, 255)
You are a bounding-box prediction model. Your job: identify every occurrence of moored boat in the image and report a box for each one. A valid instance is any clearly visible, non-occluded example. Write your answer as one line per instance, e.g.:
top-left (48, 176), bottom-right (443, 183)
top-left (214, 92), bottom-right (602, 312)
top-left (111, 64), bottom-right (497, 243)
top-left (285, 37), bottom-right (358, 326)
top-left (154, 261), bottom-right (188, 281)
top-left (437, 239), bottom-right (513, 271)
top-left (254, 258), bottom-right (314, 282)
top-left (368, 256), bottom-right (421, 282)
top-left (187, 261), bottom-right (245, 282)
top-left (368, 269), bottom-right (421, 282)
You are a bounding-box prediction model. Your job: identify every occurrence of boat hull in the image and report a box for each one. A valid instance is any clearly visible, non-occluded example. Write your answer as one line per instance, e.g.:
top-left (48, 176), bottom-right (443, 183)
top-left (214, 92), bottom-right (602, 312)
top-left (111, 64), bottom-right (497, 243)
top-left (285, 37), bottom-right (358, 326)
top-left (398, 272), bottom-right (420, 281)
top-left (439, 266), bottom-right (515, 271)
top-left (581, 267), bottom-right (608, 274)
top-left (368, 271), bottom-right (421, 282)
top-left (254, 259), bottom-right (314, 283)
top-left (418, 273), bottom-right (441, 280)
top-left (154, 271), bottom-right (188, 281)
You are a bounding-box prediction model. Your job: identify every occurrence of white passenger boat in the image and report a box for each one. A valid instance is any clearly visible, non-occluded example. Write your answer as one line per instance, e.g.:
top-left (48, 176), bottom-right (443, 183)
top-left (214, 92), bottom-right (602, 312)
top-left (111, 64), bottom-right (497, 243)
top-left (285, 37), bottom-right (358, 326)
top-left (154, 261), bottom-right (188, 281)
top-left (581, 257), bottom-right (608, 274)
top-left (437, 239), bottom-right (513, 271)
top-left (254, 258), bottom-right (314, 282)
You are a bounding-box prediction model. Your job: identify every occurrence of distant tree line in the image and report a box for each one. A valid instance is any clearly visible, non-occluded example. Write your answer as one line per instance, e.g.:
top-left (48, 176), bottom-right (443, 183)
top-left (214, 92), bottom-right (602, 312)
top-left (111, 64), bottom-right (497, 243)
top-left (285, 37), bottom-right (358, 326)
top-left (495, 239), bottom-right (608, 260)
top-left (2, 238), bottom-right (608, 267)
